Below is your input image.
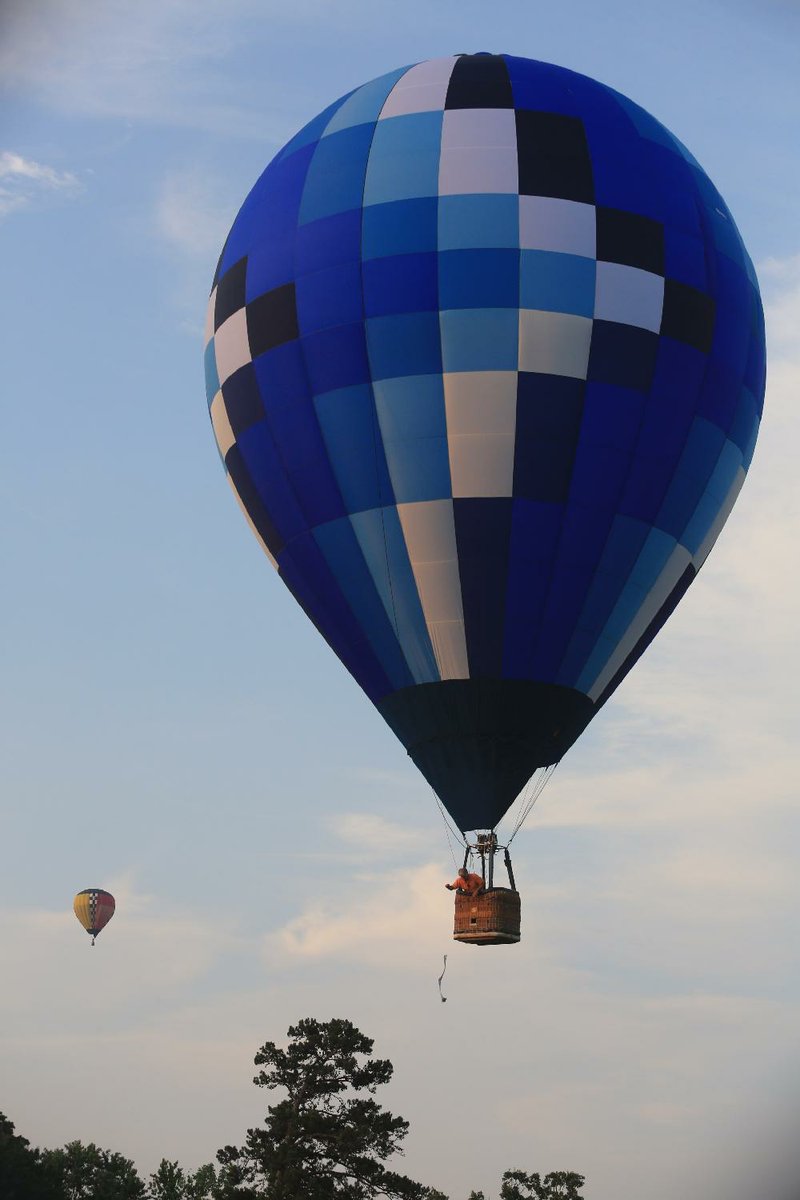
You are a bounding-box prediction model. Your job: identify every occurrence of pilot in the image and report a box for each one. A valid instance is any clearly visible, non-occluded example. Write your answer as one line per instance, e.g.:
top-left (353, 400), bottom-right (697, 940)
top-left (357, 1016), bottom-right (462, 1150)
top-left (445, 867), bottom-right (484, 896)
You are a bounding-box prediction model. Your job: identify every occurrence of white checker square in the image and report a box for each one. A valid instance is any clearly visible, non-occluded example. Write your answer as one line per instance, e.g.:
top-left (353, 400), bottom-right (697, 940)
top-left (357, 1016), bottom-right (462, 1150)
top-left (594, 261), bottom-right (665, 332)
top-left (380, 58), bottom-right (456, 118)
top-left (227, 476), bottom-right (277, 569)
top-left (210, 390), bottom-right (235, 458)
top-left (213, 308), bottom-right (252, 388)
top-left (443, 371), bottom-right (517, 435)
top-left (204, 288), bottom-right (216, 347)
top-left (441, 108), bottom-right (518, 148)
top-left (411, 559), bottom-right (464, 624)
top-left (426, 620), bottom-right (469, 681)
top-left (397, 498), bottom-right (458, 565)
top-left (519, 310), bottom-right (593, 378)
top-left (448, 434), bottom-right (516, 497)
top-left (439, 145), bottom-right (519, 195)
top-left (443, 371), bottom-right (517, 497)
top-left (519, 195), bottom-right (596, 258)
top-left (396, 498), bottom-right (470, 679)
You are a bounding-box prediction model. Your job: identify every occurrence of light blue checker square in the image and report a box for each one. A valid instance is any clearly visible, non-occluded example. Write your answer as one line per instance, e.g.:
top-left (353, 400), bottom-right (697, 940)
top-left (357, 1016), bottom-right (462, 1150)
top-left (362, 198), bottom-right (439, 260)
top-left (363, 112), bottom-right (443, 207)
top-left (273, 92), bottom-right (353, 162)
top-left (313, 517), bottom-right (412, 691)
top-left (741, 412), bottom-right (759, 471)
top-left (299, 124), bottom-right (373, 225)
top-left (350, 507), bottom-right (439, 685)
top-left (437, 194), bottom-right (520, 250)
top-left (204, 340), bottom-right (220, 405)
top-left (628, 525), bottom-right (676, 591)
top-left (366, 313), bottom-right (442, 379)
top-left (680, 438), bottom-right (743, 556)
top-left (653, 419), bottom-right (724, 543)
top-left (374, 374), bottom-right (453, 496)
top-left (363, 151), bottom-right (442, 206)
top-left (520, 250), bottom-right (596, 318)
top-left (675, 416), bottom-right (725, 484)
top-left (369, 110), bottom-right (443, 155)
top-left (681, 491), bottom-right (721, 561)
top-left (372, 373), bottom-right (451, 503)
top-left (314, 384), bottom-right (391, 514)
top-left (596, 526), bottom-right (676, 648)
top-left (380, 433), bottom-right (452, 504)
top-left (440, 308), bottom-right (519, 372)
top-left (373, 374), bottom-right (447, 441)
top-left (323, 68), bottom-right (409, 135)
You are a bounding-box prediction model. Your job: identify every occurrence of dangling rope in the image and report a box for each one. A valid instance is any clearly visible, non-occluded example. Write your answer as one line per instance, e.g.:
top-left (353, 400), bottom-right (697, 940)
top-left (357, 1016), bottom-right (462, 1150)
top-left (437, 954), bottom-right (448, 1003)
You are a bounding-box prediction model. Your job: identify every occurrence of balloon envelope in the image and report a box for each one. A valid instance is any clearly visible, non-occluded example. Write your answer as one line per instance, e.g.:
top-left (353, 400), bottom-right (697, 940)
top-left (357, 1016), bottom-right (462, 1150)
top-left (73, 888), bottom-right (115, 940)
top-left (205, 55), bottom-right (765, 832)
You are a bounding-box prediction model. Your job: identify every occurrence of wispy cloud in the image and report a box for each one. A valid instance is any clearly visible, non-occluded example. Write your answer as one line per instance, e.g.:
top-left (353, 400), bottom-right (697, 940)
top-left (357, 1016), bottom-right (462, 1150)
top-left (155, 168), bottom-right (236, 264)
top-left (326, 811), bottom-right (429, 855)
top-left (266, 861), bottom-right (449, 968)
top-left (0, 874), bottom-right (244, 1031)
top-left (154, 167), bottom-right (241, 333)
top-left (0, 0), bottom-right (332, 140)
top-left (760, 252), bottom-right (800, 355)
top-left (0, 150), bottom-right (82, 217)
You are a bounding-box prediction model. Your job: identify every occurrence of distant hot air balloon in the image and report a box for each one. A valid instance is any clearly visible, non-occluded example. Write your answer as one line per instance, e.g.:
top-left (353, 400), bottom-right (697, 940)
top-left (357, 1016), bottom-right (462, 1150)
top-left (73, 888), bottom-right (115, 946)
top-left (204, 54), bottom-right (765, 942)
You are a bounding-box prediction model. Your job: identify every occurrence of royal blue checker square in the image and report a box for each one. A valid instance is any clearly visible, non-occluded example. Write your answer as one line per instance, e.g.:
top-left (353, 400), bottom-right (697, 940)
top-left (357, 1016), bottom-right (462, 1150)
top-left (296, 261), bottom-right (364, 335)
top-left (363, 252), bottom-right (439, 318)
top-left (361, 197), bottom-right (439, 260)
top-left (439, 248), bottom-right (519, 310)
top-left (366, 312), bottom-right (443, 379)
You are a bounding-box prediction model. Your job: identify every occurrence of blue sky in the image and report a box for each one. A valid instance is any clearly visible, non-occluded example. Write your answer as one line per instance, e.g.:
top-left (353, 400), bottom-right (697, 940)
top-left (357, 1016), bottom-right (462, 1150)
top-left (1, 2), bottom-right (799, 1197)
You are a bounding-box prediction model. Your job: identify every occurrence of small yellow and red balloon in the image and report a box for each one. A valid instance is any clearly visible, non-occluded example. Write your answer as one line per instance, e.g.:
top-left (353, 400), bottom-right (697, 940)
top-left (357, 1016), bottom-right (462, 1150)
top-left (73, 888), bottom-right (115, 946)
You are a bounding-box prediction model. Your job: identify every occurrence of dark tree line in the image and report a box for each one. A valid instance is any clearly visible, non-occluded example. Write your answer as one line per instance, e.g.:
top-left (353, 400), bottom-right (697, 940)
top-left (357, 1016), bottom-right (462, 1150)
top-left (1, 1018), bottom-right (584, 1199)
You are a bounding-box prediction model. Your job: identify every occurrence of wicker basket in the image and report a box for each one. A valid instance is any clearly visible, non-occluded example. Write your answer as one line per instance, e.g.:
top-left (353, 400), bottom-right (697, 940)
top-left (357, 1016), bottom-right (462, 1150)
top-left (453, 887), bottom-right (521, 946)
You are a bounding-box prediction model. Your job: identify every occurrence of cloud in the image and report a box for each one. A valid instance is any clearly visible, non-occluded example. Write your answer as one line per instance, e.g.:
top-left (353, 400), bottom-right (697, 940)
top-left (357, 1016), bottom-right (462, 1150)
top-left (266, 861), bottom-right (450, 969)
top-left (760, 252), bottom-right (800, 355)
top-left (326, 811), bottom-right (429, 856)
top-left (0, 873), bottom-right (245, 1032)
top-left (0, 150), bottom-right (82, 217)
top-left (0, 0), bottom-right (341, 139)
top-left (153, 167), bottom-right (242, 333)
top-left (155, 169), bottom-right (236, 264)
top-left (525, 251), bottom-right (800, 844)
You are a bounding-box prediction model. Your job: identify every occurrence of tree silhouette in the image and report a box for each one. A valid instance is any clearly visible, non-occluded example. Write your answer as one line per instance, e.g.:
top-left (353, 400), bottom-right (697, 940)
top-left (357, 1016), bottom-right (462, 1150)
top-left (215, 1017), bottom-right (429, 1199)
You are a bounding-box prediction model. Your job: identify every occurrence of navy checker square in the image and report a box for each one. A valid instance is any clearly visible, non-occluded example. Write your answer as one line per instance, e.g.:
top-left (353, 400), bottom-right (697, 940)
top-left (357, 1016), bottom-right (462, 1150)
top-left (205, 53), bottom-right (765, 834)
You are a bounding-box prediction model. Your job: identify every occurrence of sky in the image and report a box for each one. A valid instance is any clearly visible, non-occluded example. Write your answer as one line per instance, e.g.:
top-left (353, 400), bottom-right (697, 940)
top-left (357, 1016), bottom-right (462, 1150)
top-left (1, 1), bottom-right (799, 1197)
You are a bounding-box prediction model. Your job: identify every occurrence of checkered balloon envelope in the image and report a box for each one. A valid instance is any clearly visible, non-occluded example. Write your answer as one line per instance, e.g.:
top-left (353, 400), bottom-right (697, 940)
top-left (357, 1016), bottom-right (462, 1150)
top-left (204, 54), bottom-right (765, 835)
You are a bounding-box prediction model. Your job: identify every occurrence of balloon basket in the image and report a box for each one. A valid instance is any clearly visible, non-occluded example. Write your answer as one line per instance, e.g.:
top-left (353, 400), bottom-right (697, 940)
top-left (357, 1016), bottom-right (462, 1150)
top-left (453, 887), bottom-right (521, 946)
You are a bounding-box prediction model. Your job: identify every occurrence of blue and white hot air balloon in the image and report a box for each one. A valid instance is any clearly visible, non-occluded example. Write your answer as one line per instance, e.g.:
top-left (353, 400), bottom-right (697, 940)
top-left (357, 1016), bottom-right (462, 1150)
top-left (204, 54), bottom-right (765, 844)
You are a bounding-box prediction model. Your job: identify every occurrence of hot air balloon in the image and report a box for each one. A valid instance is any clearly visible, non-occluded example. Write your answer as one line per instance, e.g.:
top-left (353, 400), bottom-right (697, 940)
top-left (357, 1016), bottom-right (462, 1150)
top-left (204, 54), bottom-right (765, 944)
top-left (73, 888), bottom-right (115, 946)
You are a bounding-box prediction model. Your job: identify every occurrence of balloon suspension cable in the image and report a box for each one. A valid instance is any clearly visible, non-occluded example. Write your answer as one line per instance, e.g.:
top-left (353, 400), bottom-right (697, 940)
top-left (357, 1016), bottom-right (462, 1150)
top-left (432, 788), bottom-right (467, 867)
top-left (437, 954), bottom-right (448, 1003)
top-left (506, 762), bottom-right (559, 845)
